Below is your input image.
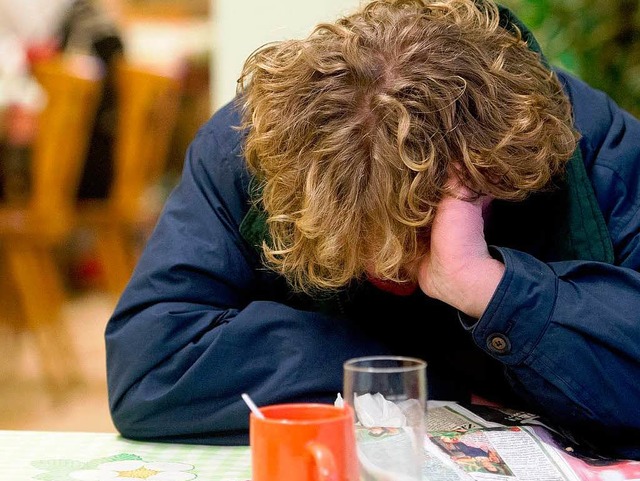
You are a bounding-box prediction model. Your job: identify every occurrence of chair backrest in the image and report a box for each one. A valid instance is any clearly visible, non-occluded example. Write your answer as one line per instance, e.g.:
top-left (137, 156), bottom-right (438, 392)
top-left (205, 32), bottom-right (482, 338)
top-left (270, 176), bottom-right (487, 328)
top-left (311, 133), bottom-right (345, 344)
top-left (110, 61), bottom-right (183, 221)
top-left (30, 55), bottom-right (104, 222)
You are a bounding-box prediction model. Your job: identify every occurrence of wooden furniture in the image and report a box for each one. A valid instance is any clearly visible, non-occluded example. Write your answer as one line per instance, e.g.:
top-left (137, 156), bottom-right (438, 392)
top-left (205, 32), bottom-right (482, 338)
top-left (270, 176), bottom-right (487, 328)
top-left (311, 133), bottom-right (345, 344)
top-left (0, 55), bottom-right (104, 393)
top-left (77, 61), bottom-right (183, 298)
top-left (122, 0), bottom-right (208, 18)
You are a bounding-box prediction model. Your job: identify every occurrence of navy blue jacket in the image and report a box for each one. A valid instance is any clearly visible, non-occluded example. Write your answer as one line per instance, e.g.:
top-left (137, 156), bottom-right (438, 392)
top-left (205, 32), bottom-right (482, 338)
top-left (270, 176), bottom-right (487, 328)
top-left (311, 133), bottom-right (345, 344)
top-left (105, 70), bottom-right (640, 458)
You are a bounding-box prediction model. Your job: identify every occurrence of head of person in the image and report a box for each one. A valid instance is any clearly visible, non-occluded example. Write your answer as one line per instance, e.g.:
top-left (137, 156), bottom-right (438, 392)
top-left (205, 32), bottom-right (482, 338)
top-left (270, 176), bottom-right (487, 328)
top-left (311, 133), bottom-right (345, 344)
top-left (238, 0), bottom-right (578, 295)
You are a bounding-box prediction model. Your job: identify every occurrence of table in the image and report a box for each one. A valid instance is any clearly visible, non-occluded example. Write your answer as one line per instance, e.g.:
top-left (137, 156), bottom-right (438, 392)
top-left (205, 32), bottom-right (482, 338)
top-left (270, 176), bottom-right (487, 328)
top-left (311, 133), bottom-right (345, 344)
top-left (0, 430), bottom-right (251, 480)
top-left (3, 406), bottom-right (640, 481)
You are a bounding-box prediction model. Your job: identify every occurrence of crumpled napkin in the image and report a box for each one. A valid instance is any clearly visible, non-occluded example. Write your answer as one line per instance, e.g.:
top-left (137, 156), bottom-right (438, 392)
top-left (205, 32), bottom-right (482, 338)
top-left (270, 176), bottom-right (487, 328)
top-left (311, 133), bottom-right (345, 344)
top-left (335, 392), bottom-right (423, 428)
top-left (355, 393), bottom-right (406, 428)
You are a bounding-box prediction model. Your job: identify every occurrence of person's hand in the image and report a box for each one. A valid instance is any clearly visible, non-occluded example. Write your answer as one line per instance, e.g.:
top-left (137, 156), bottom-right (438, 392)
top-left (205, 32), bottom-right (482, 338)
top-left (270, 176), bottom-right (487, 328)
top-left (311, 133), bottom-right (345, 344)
top-left (417, 182), bottom-right (504, 319)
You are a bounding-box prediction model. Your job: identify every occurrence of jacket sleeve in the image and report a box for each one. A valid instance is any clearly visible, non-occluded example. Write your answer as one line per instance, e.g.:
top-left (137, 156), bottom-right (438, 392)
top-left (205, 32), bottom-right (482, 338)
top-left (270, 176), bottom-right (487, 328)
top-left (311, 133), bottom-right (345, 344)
top-left (474, 71), bottom-right (640, 458)
top-left (104, 105), bottom-right (387, 445)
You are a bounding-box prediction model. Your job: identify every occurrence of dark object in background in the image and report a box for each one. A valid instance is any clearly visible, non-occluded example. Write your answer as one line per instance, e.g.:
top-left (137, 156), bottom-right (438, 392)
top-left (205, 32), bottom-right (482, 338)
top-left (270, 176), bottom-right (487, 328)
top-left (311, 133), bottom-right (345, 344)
top-left (57, 0), bottom-right (125, 200)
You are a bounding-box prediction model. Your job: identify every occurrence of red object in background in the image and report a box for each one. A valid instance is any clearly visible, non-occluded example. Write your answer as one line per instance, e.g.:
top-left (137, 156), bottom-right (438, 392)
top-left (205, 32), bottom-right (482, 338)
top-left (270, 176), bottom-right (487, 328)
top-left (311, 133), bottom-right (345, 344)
top-left (69, 254), bottom-right (104, 291)
top-left (25, 38), bottom-right (60, 66)
top-left (5, 104), bottom-right (40, 145)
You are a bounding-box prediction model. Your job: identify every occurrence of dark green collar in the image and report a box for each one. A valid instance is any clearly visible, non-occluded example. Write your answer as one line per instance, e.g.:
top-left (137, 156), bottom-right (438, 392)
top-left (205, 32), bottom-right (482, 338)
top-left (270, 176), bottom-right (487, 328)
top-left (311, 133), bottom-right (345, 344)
top-left (239, 178), bottom-right (268, 252)
top-left (563, 149), bottom-right (614, 262)
top-left (484, 148), bottom-right (613, 263)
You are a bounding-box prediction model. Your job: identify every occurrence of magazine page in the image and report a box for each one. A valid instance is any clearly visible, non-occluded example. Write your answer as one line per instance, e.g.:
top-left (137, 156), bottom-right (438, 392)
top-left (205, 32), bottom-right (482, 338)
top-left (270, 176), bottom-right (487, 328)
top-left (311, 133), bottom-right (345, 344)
top-left (525, 425), bottom-right (640, 481)
top-left (426, 401), bottom-right (492, 431)
top-left (426, 426), bottom-right (579, 481)
top-left (354, 401), bottom-right (579, 480)
top-left (425, 403), bottom-right (577, 481)
top-left (352, 400), bottom-right (640, 480)
top-left (439, 402), bottom-right (640, 481)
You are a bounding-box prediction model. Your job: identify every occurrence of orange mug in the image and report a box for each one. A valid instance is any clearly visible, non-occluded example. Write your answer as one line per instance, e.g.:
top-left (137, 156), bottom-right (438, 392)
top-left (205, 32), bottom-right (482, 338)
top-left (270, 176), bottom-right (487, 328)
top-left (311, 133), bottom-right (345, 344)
top-left (250, 402), bottom-right (359, 481)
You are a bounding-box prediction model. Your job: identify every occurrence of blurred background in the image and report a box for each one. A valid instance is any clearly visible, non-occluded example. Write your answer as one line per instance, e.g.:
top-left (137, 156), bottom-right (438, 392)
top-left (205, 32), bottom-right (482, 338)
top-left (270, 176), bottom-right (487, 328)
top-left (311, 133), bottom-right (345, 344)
top-left (501, 0), bottom-right (640, 118)
top-left (0, 0), bottom-right (638, 433)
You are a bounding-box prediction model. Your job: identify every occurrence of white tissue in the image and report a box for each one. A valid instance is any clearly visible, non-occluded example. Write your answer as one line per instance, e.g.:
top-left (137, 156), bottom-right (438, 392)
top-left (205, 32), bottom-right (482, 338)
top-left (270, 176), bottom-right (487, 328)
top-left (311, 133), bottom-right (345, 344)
top-left (354, 393), bottom-right (407, 428)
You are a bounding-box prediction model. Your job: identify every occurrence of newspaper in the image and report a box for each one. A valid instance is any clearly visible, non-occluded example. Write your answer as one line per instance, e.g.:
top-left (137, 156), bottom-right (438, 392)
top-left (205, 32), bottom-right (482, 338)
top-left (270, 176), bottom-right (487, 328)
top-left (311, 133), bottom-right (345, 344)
top-left (356, 400), bottom-right (640, 481)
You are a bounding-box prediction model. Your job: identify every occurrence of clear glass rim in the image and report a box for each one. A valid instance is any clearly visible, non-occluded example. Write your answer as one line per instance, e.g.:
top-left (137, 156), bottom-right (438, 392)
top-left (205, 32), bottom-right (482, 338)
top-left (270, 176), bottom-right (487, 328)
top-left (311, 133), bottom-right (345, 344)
top-left (343, 355), bottom-right (427, 373)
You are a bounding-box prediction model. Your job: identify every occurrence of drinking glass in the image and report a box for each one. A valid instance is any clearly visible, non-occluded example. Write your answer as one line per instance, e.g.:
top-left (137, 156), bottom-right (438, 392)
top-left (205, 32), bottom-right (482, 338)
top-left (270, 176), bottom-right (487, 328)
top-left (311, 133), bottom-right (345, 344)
top-left (343, 355), bottom-right (427, 481)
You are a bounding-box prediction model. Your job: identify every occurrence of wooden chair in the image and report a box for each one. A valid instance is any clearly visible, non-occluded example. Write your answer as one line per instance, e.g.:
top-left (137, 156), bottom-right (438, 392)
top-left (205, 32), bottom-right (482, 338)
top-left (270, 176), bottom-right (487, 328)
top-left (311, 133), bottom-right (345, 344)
top-left (0, 55), bottom-right (104, 393)
top-left (76, 61), bottom-right (183, 299)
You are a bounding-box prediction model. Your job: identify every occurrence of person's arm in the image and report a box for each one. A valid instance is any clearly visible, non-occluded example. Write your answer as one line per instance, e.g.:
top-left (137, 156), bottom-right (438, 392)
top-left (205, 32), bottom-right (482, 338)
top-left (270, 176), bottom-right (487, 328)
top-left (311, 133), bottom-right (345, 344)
top-left (421, 71), bottom-right (640, 458)
top-left (105, 103), bottom-right (387, 445)
top-left (496, 74), bottom-right (640, 458)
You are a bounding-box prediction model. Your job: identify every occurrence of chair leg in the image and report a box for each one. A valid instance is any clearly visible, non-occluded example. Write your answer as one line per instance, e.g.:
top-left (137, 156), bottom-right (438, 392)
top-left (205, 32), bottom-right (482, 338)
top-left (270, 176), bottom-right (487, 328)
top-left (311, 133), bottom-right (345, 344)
top-left (0, 256), bottom-right (23, 326)
top-left (34, 247), bottom-right (84, 385)
top-left (0, 261), bottom-right (24, 380)
top-left (94, 225), bottom-right (135, 300)
top-left (36, 247), bottom-right (67, 314)
top-left (3, 244), bottom-right (83, 395)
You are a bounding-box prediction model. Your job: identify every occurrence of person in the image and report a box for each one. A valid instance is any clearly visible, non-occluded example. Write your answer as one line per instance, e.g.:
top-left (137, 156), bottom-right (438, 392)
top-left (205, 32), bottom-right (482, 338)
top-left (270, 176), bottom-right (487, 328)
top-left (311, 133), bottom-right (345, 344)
top-left (104, 0), bottom-right (640, 458)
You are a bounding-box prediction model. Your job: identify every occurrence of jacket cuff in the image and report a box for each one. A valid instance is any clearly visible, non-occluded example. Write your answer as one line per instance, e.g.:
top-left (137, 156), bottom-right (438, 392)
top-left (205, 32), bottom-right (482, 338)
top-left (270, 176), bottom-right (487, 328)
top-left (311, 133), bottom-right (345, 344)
top-left (469, 246), bottom-right (557, 365)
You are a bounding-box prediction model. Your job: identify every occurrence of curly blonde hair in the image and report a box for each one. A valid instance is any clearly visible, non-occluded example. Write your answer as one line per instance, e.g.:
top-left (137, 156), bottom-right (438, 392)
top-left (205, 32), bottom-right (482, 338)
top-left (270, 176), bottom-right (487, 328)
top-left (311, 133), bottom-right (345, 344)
top-left (238, 0), bottom-right (579, 294)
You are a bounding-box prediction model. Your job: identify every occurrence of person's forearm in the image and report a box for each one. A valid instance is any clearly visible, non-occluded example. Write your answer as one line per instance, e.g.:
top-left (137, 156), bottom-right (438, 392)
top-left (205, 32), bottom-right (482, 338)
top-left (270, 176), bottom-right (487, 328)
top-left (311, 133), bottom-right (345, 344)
top-left (417, 182), bottom-right (502, 318)
top-left (106, 300), bottom-right (387, 444)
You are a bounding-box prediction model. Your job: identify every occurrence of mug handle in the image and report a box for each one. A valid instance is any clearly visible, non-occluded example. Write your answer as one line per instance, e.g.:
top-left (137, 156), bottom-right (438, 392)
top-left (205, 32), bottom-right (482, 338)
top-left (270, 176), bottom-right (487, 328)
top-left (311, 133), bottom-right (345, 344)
top-left (306, 441), bottom-right (338, 481)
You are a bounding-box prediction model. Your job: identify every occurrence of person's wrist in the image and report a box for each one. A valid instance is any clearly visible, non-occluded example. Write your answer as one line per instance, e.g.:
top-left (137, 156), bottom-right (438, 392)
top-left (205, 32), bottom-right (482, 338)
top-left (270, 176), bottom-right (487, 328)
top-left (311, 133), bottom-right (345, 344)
top-left (450, 257), bottom-right (504, 318)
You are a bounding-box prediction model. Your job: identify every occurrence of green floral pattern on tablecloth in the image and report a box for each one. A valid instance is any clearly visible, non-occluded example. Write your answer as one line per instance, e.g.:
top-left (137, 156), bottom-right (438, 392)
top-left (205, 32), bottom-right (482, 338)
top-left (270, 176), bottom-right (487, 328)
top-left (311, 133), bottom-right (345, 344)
top-left (0, 431), bottom-right (251, 481)
top-left (31, 453), bottom-right (197, 480)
